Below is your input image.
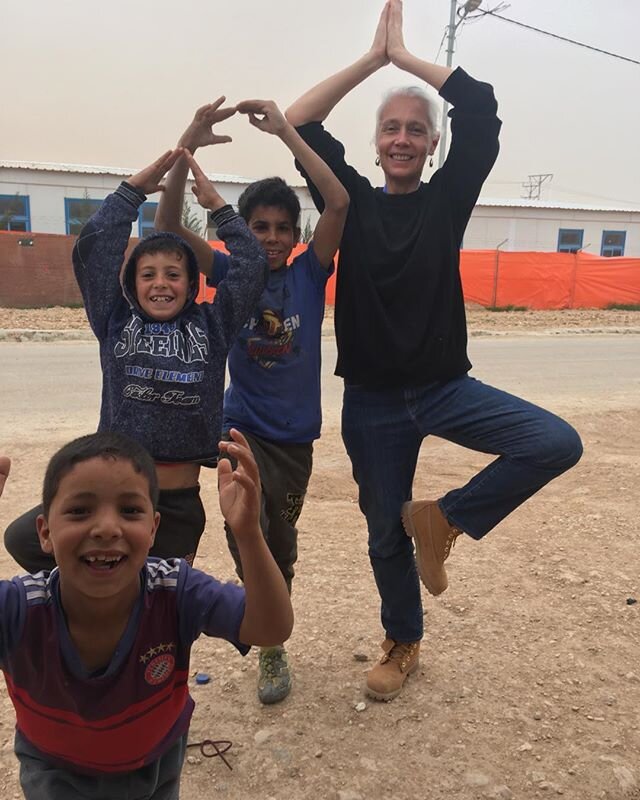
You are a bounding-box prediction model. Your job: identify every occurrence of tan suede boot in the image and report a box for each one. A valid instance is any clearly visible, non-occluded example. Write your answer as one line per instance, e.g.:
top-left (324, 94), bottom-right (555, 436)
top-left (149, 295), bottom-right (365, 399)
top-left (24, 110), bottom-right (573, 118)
top-left (365, 638), bottom-right (420, 701)
top-left (401, 500), bottom-right (462, 596)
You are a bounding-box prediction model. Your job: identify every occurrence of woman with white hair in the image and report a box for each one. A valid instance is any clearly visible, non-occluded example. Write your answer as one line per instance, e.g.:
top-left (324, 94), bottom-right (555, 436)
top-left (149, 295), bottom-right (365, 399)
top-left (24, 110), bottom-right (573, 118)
top-left (286, 0), bottom-right (582, 702)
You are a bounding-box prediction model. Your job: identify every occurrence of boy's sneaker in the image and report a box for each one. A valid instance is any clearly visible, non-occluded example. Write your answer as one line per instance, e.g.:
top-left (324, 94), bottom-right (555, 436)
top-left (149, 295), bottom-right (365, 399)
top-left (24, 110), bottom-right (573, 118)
top-left (258, 646), bottom-right (291, 705)
top-left (365, 639), bottom-right (420, 701)
top-left (401, 500), bottom-right (462, 596)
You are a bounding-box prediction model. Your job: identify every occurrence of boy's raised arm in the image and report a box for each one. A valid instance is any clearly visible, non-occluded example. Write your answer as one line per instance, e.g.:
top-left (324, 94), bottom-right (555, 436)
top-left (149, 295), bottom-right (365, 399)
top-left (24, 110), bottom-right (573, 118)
top-left (237, 100), bottom-right (349, 268)
top-left (218, 430), bottom-right (293, 647)
top-left (185, 152), bottom-right (268, 345)
top-left (155, 99), bottom-right (236, 278)
top-left (73, 149), bottom-right (181, 339)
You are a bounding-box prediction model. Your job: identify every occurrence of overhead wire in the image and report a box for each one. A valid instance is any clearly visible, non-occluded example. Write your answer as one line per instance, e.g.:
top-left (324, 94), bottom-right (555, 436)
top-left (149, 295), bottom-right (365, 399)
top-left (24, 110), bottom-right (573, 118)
top-left (474, 9), bottom-right (640, 66)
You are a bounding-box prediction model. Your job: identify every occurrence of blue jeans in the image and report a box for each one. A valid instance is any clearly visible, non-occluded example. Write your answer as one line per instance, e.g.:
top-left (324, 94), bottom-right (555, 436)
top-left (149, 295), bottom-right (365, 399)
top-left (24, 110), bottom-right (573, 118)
top-left (341, 376), bottom-right (583, 642)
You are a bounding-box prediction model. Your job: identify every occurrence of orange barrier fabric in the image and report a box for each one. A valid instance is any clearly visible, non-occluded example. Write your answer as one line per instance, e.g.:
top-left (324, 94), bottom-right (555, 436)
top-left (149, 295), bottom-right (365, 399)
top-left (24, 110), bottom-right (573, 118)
top-left (197, 242), bottom-right (338, 304)
top-left (197, 244), bottom-right (640, 310)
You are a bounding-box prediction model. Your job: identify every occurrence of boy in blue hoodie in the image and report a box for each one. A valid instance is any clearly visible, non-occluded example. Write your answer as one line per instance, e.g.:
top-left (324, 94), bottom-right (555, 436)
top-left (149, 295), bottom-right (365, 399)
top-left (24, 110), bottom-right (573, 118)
top-left (5, 114), bottom-right (268, 571)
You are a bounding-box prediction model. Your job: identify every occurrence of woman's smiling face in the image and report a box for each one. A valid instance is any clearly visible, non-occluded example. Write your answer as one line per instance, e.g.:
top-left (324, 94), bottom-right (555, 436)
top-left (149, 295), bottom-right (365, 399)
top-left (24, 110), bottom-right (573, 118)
top-left (376, 94), bottom-right (438, 193)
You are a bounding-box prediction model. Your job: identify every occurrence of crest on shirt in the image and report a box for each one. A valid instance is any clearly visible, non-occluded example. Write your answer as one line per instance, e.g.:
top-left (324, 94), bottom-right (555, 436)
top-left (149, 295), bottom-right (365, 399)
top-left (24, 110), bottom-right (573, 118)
top-left (140, 642), bottom-right (176, 686)
top-left (245, 308), bottom-right (295, 369)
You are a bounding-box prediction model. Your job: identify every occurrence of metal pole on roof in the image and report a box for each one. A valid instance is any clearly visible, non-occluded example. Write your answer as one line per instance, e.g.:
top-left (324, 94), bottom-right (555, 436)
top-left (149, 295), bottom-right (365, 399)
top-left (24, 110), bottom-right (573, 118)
top-left (438, 0), bottom-right (483, 168)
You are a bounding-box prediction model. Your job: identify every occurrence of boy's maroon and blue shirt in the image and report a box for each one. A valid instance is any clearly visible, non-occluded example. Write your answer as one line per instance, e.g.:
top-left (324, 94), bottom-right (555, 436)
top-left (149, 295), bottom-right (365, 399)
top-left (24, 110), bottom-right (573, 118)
top-left (0, 559), bottom-right (247, 774)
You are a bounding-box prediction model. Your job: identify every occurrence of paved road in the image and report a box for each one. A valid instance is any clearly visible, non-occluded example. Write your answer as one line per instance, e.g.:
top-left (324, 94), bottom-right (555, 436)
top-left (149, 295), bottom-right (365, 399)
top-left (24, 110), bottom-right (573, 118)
top-left (1, 336), bottom-right (638, 443)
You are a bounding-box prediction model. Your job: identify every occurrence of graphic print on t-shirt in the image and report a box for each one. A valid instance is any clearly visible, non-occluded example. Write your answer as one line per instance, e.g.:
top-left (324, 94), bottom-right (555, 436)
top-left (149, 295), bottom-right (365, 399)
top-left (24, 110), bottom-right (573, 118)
top-left (244, 307), bottom-right (300, 369)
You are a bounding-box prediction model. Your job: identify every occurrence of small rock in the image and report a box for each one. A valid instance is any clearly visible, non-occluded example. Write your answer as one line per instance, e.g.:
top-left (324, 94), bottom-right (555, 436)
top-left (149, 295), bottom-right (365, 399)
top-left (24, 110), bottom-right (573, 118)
top-left (489, 786), bottom-right (514, 800)
top-left (315, 751), bottom-right (323, 758)
top-left (254, 729), bottom-right (273, 745)
top-left (533, 711), bottom-right (543, 720)
top-left (613, 766), bottom-right (636, 791)
top-left (354, 701), bottom-right (366, 712)
top-left (464, 770), bottom-right (490, 787)
top-left (353, 651), bottom-right (369, 662)
top-left (518, 742), bottom-right (533, 752)
top-left (186, 755), bottom-right (200, 765)
top-left (626, 597), bottom-right (637, 605)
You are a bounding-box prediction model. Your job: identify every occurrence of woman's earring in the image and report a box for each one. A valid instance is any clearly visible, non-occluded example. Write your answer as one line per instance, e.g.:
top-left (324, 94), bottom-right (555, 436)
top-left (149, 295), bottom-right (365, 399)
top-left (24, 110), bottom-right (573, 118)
top-left (375, 156), bottom-right (381, 166)
top-left (429, 156), bottom-right (434, 167)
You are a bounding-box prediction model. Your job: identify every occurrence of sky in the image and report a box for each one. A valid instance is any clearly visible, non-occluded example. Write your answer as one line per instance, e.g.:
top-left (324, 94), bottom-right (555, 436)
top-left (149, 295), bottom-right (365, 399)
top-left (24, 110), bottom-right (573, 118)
top-left (2, 0), bottom-right (639, 208)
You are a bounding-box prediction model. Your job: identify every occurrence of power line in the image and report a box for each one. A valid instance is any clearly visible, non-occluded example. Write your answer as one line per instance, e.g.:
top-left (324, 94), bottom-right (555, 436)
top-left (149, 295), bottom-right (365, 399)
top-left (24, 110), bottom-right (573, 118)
top-left (477, 9), bottom-right (640, 66)
top-left (434, 26), bottom-right (448, 64)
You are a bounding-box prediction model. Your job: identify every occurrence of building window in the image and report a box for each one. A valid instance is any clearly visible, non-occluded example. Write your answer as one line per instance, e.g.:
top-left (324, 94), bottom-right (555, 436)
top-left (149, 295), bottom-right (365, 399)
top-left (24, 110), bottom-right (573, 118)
top-left (64, 197), bottom-right (102, 235)
top-left (557, 228), bottom-right (583, 253)
top-left (0, 194), bottom-right (31, 232)
top-left (601, 230), bottom-right (626, 258)
top-left (138, 202), bottom-right (158, 238)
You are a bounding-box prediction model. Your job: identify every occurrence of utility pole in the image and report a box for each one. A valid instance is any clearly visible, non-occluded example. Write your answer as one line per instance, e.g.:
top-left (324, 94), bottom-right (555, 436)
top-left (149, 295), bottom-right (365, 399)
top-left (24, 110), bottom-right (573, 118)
top-left (521, 173), bottom-right (553, 200)
top-left (438, 0), bottom-right (482, 168)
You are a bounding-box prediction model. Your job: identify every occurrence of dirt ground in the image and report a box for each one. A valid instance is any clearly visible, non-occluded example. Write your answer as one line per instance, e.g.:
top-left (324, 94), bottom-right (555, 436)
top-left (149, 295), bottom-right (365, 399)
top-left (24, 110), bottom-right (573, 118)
top-left (1, 305), bottom-right (640, 337)
top-left (0, 308), bottom-right (638, 799)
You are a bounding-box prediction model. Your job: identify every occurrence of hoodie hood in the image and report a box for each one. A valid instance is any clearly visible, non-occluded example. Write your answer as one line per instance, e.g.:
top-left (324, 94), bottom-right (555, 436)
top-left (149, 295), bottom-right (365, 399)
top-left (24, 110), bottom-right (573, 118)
top-left (122, 231), bottom-right (201, 321)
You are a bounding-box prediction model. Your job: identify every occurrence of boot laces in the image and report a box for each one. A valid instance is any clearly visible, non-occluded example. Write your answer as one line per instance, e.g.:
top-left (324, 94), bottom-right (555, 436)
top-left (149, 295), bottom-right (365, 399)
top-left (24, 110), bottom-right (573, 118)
top-left (382, 641), bottom-right (419, 672)
top-left (444, 527), bottom-right (462, 560)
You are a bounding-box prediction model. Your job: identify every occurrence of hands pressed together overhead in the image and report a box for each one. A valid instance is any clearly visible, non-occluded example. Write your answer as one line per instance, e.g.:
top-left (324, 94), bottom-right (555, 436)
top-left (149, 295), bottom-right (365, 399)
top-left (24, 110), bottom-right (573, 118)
top-left (370, 0), bottom-right (409, 69)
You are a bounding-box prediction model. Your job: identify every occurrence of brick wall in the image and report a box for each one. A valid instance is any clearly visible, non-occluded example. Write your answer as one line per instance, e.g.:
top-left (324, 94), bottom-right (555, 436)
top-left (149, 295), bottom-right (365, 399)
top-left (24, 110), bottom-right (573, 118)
top-left (0, 231), bottom-right (138, 308)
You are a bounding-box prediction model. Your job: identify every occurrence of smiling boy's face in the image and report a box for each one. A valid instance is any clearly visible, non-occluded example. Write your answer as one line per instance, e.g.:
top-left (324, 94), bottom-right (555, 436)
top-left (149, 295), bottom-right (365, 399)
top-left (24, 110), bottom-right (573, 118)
top-left (247, 205), bottom-right (300, 271)
top-left (36, 456), bottom-right (159, 601)
top-left (134, 251), bottom-right (190, 320)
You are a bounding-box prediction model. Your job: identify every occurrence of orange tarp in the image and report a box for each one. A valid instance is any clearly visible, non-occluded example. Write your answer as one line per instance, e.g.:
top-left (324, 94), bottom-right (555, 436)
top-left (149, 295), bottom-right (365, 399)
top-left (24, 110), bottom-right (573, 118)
top-left (197, 245), bottom-right (639, 310)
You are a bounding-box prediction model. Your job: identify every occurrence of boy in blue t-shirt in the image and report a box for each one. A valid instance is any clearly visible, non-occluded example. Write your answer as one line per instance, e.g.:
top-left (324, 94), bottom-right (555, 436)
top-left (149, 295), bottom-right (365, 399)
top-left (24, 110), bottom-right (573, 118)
top-left (156, 98), bottom-right (349, 704)
top-left (0, 429), bottom-right (292, 799)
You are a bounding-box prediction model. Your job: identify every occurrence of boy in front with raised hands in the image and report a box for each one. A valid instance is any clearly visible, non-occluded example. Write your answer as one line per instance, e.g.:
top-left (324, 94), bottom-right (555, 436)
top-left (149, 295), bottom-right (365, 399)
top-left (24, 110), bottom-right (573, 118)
top-left (0, 429), bottom-right (292, 798)
top-left (156, 98), bottom-right (348, 705)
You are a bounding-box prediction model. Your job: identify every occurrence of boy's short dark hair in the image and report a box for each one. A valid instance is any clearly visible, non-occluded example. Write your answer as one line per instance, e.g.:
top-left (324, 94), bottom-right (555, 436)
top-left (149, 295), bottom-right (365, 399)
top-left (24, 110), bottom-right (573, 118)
top-left (42, 432), bottom-right (159, 515)
top-left (131, 235), bottom-right (189, 267)
top-left (238, 178), bottom-right (301, 229)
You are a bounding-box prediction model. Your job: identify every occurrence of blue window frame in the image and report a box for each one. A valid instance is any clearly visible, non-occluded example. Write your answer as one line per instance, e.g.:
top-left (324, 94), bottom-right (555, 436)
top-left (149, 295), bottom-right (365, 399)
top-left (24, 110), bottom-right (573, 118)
top-left (138, 202), bottom-right (158, 238)
top-left (0, 194), bottom-right (31, 232)
top-left (557, 228), bottom-right (583, 254)
top-left (600, 230), bottom-right (626, 257)
top-left (64, 197), bottom-right (102, 235)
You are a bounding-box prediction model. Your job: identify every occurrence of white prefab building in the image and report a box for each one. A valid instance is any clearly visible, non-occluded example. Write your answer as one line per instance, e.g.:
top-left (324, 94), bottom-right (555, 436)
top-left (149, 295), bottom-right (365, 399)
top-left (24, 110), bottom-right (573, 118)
top-left (1, 161), bottom-right (640, 257)
top-left (0, 160), bottom-right (318, 241)
top-left (463, 198), bottom-right (640, 258)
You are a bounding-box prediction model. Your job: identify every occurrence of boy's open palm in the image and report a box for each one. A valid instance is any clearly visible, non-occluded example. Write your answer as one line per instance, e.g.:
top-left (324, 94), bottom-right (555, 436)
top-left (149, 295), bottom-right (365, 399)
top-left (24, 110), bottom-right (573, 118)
top-left (128, 149), bottom-right (183, 195)
top-left (179, 97), bottom-right (236, 152)
top-left (236, 100), bottom-right (288, 137)
top-left (184, 152), bottom-right (225, 211)
top-left (217, 430), bottom-right (261, 540)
